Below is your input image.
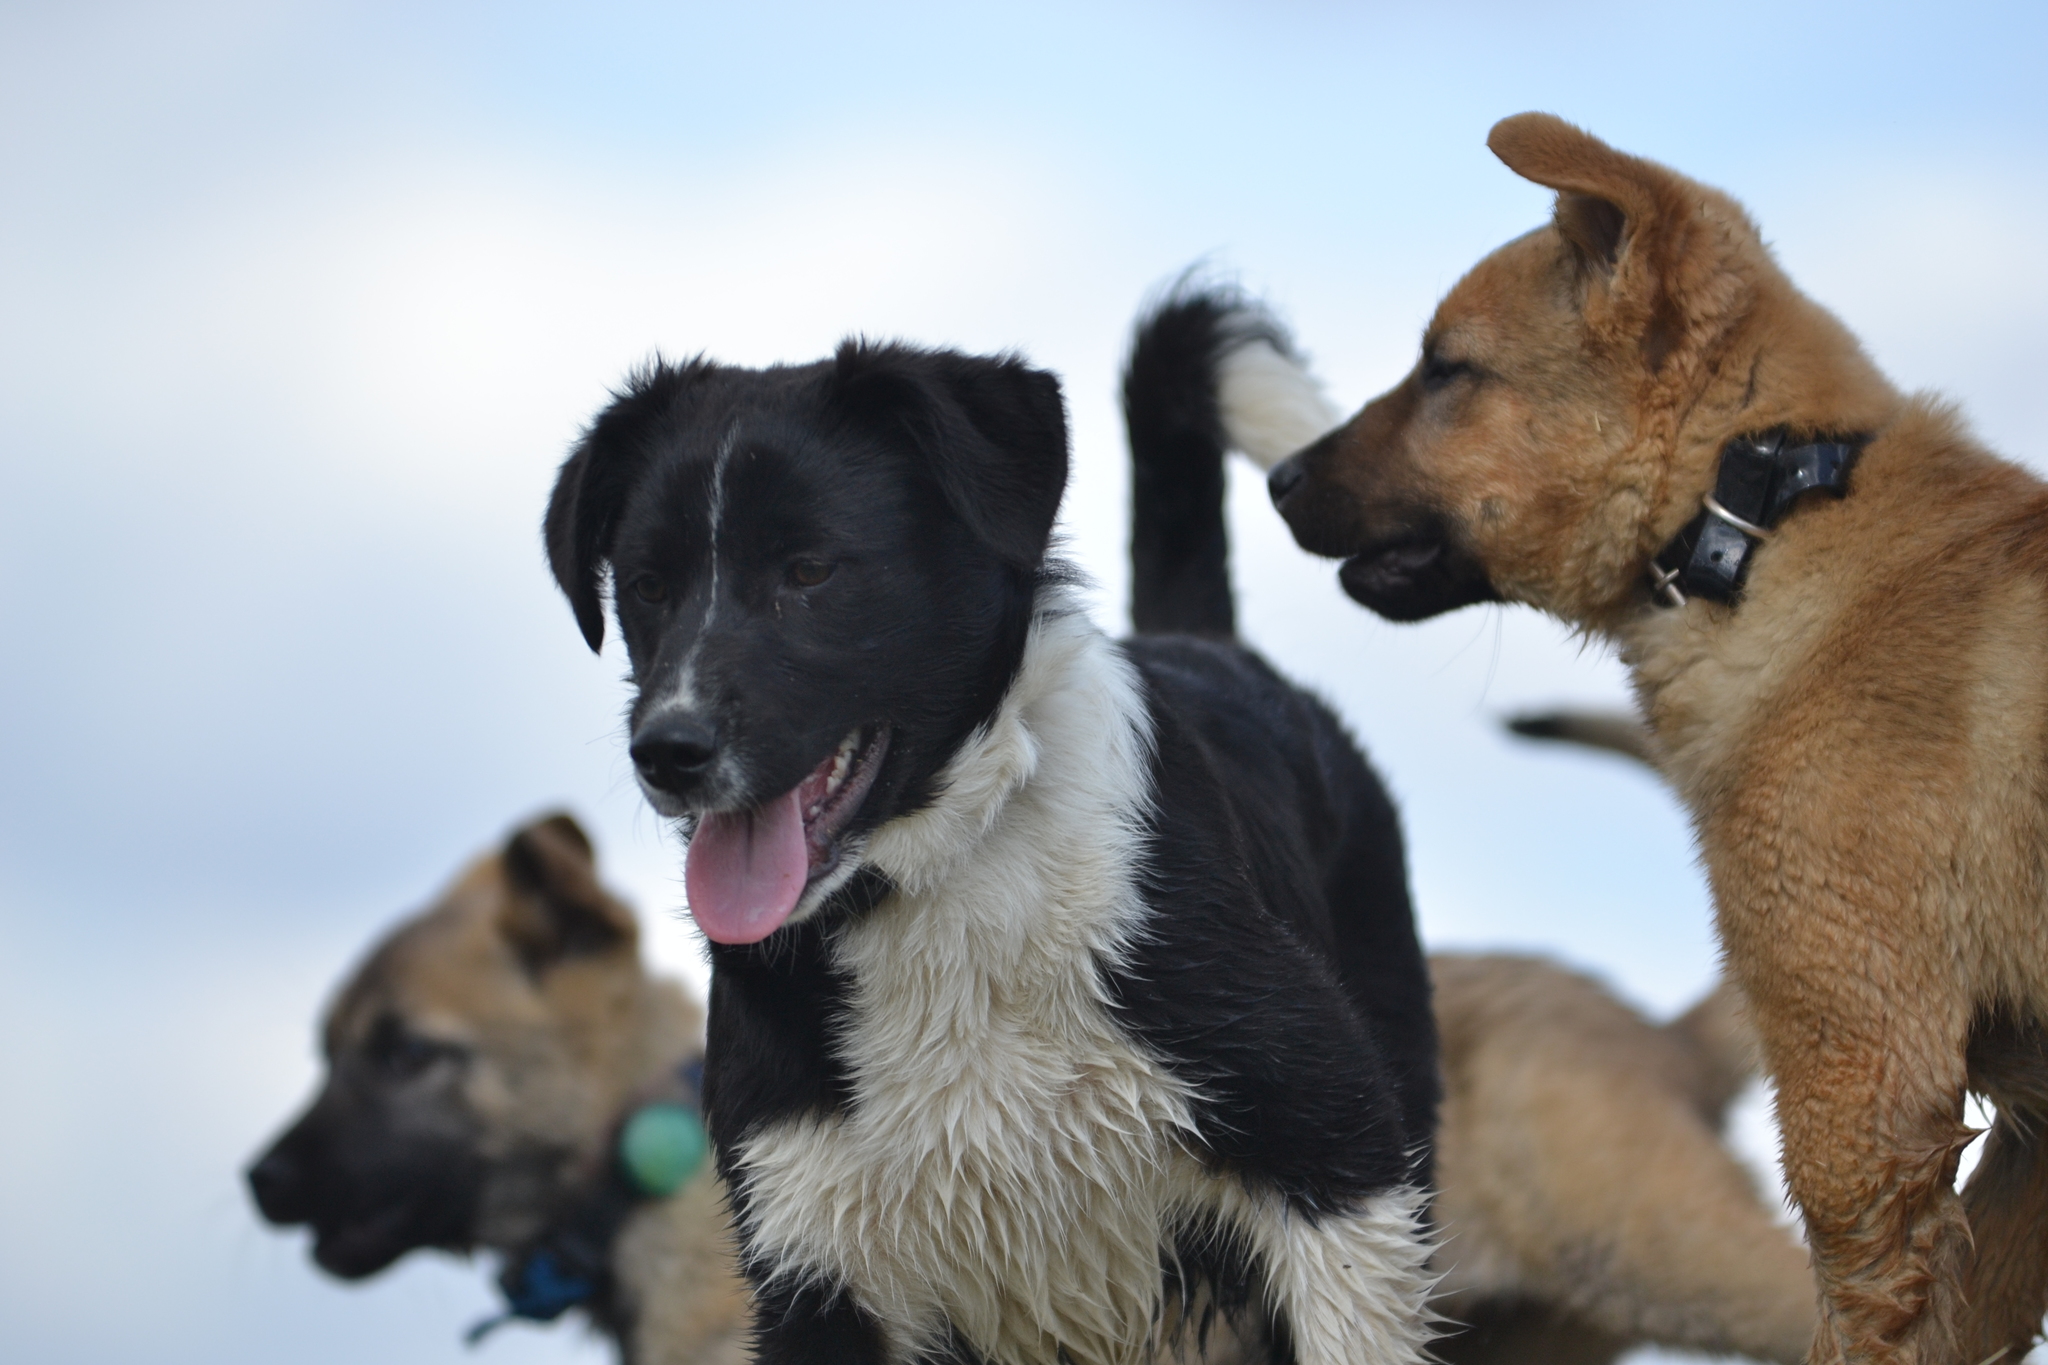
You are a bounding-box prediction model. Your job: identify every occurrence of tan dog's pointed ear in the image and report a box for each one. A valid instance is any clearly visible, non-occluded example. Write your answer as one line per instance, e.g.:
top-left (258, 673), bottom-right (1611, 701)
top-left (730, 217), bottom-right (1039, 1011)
top-left (1488, 113), bottom-right (1675, 270)
top-left (1554, 193), bottom-right (1628, 271)
top-left (1488, 113), bottom-right (1747, 372)
top-left (498, 811), bottom-right (637, 974)
top-left (524, 812), bottom-right (594, 863)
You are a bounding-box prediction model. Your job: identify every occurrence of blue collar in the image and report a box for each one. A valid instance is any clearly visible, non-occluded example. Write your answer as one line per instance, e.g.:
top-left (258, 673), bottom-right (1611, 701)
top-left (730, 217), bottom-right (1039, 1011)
top-left (466, 1057), bottom-right (708, 1345)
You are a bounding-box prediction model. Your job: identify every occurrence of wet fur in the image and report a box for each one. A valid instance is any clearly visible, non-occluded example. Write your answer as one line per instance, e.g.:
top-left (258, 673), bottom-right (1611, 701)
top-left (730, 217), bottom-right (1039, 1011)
top-left (1266, 112), bottom-right (2048, 1365)
top-left (546, 342), bottom-right (1439, 1364)
top-left (1130, 288), bottom-right (1826, 1364)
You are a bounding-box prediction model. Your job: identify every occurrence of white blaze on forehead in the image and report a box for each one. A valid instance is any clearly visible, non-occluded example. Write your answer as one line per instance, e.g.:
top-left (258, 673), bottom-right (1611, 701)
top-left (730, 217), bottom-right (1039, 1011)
top-left (664, 663), bottom-right (701, 714)
top-left (656, 426), bottom-right (739, 716)
top-left (700, 425), bottom-right (736, 635)
top-left (1217, 336), bottom-right (1342, 472)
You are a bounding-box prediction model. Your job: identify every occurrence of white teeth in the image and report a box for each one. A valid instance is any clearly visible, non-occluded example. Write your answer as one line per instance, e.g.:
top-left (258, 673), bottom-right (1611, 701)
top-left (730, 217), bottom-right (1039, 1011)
top-left (806, 730), bottom-right (865, 821)
top-left (826, 730), bottom-right (859, 794)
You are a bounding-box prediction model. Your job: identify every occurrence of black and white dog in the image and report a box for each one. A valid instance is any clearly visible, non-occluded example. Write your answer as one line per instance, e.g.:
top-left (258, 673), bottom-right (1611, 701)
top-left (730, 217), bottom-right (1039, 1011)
top-left (542, 293), bottom-right (1438, 1365)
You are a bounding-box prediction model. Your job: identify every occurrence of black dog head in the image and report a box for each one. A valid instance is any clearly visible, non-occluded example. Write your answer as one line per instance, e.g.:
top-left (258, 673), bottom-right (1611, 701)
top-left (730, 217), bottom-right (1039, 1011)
top-left (544, 343), bottom-right (1067, 943)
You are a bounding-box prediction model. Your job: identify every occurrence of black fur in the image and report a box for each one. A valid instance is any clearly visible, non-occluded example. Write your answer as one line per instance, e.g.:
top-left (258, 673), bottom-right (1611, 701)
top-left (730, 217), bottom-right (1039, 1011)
top-left (701, 917), bottom-right (859, 1149)
top-left (1119, 289), bottom-right (1436, 1188)
top-left (546, 315), bottom-right (1435, 1363)
top-left (747, 1277), bottom-right (890, 1364)
top-left (1110, 637), bottom-right (1435, 1202)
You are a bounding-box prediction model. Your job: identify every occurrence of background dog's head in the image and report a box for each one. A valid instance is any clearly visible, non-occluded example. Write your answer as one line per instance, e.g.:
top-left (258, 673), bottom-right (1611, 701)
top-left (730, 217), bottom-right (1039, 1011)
top-left (543, 344), bottom-right (1068, 943)
top-left (246, 814), bottom-right (696, 1278)
top-left (1269, 113), bottom-right (1897, 629)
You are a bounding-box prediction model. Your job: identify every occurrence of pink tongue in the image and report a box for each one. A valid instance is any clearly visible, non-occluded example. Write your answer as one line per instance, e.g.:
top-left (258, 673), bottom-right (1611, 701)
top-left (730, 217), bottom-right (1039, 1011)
top-left (684, 789), bottom-right (809, 945)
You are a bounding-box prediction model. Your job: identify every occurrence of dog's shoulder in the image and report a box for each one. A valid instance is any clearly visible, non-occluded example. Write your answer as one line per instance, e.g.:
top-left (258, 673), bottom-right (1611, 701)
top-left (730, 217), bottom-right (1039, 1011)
top-left (1107, 633), bottom-right (1423, 1211)
top-left (1120, 633), bottom-right (1334, 771)
top-left (1118, 634), bottom-right (1338, 931)
top-left (1120, 634), bottom-right (1396, 853)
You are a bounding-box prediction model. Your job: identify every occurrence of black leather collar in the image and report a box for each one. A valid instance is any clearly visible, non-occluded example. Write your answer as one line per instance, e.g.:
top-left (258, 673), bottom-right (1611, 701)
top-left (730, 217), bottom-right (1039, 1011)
top-left (1648, 430), bottom-right (1861, 608)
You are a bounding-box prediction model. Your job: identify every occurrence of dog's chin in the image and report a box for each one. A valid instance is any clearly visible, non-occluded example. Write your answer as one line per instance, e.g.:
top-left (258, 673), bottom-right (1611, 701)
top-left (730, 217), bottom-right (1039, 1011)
top-left (310, 1204), bottom-right (441, 1280)
top-left (1338, 537), bottom-right (1500, 621)
top-left (643, 783), bottom-right (692, 820)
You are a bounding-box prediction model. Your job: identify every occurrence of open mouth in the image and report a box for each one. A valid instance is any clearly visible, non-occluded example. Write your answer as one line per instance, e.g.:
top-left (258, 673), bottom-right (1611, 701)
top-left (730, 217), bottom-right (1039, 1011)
top-left (1338, 532), bottom-right (1500, 622)
top-left (682, 725), bottom-right (890, 945)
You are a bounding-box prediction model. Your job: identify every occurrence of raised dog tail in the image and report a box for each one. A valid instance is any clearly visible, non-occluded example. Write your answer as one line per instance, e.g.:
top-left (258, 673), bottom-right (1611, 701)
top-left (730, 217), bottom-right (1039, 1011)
top-left (1122, 279), bottom-right (1340, 638)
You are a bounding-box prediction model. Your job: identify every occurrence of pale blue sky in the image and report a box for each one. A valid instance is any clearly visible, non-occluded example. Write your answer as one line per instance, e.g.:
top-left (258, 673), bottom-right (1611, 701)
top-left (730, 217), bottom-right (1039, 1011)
top-left (3, 2), bottom-right (2045, 1361)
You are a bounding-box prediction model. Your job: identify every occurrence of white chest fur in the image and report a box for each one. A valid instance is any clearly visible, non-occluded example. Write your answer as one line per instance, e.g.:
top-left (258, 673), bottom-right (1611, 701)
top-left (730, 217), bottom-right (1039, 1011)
top-left (731, 610), bottom-right (1206, 1365)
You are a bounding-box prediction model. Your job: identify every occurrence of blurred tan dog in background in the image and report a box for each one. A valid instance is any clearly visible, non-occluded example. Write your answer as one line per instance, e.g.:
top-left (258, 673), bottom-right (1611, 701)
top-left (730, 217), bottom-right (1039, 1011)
top-left (1431, 952), bottom-right (1805, 1365)
top-left (247, 801), bottom-right (1809, 1364)
top-left (246, 813), bottom-right (748, 1365)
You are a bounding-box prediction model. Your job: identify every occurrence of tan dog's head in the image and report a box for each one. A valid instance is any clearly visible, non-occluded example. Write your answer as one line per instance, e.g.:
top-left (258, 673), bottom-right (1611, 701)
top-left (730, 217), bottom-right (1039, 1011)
top-left (246, 813), bottom-right (701, 1279)
top-left (1269, 113), bottom-right (1897, 631)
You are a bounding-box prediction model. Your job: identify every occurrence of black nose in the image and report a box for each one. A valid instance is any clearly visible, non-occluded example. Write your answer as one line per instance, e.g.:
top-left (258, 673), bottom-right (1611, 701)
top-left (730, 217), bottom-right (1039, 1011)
top-left (247, 1146), bottom-right (308, 1224)
top-left (1268, 456), bottom-right (1307, 506)
top-left (631, 715), bottom-right (719, 794)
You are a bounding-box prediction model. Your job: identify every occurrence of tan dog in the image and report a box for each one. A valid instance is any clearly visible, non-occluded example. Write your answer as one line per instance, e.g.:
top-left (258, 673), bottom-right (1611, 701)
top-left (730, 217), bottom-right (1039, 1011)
top-left (1432, 955), bottom-right (1808, 1365)
top-left (246, 813), bottom-right (748, 1365)
top-left (1266, 112), bottom-right (2048, 1365)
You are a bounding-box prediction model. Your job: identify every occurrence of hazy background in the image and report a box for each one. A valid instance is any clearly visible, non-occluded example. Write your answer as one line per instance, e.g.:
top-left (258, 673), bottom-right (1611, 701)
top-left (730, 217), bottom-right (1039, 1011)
top-left (3, 2), bottom-right (2045, 1361)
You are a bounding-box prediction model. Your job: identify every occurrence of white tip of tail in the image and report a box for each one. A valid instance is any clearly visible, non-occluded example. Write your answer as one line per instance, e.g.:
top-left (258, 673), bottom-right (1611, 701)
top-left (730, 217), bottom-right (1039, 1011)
top-left (1215, 335), bottom-right (1343, 472)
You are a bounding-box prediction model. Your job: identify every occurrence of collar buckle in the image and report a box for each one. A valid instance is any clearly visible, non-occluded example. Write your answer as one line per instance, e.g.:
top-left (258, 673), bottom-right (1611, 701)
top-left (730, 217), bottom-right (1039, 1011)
top-left (1648, 430), bottom-right (1860, 609)
top-left (1648, 561), bottom-right (1687, 609)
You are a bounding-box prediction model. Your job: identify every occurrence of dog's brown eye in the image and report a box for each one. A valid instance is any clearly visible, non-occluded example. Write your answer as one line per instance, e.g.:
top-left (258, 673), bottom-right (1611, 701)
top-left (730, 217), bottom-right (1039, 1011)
top-left (631, 575), bottom-right (669, 605)
top-left (787, 559), bottom-right (836, 589)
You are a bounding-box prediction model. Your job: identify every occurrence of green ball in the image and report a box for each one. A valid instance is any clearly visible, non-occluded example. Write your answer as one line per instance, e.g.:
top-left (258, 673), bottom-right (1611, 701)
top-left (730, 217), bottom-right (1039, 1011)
top-left (619, 1103), bottom-right (709, 1197)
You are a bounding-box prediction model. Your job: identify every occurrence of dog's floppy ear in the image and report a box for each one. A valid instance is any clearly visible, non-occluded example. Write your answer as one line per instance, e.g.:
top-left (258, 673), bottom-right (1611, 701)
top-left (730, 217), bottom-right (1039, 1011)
top-left (498, 811), bottom-right (637, 975)
top-left (1488, 113), bottom-right (1752, 370)
top-left (830, 342), bottom-right (1068, 568)
top-left (544, 361), bottom-right (710, 652)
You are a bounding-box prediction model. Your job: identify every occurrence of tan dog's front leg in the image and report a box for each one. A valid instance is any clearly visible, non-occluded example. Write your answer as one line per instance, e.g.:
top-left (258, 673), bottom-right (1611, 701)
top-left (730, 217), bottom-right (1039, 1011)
top-left (1754, 978), bottom-right (1973, 1365)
